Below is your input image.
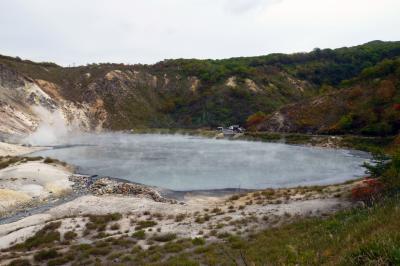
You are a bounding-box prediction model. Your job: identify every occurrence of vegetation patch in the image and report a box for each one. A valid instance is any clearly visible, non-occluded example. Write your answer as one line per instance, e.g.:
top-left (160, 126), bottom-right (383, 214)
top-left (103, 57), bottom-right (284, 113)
top-left (7, 259), bottom-right (31, 266)
top-left (152, 233), bottom-right (177, 242)
top-left (34, 248), bottom-right (60, 261)
top-left (86, 213), bottom-right (122, 232)
top-left (43, 157), bottom-right (67, 166)
top-left (10, 222), bottom-right (61, 251)
top-left (135, 220), bottom-right (157, 230)
top-left (46, 253), bottom-right (75, 266)
top-left (192, 237), bottom-right (206, 246)
top-left (132, 230), bottom-right (146, 240)
top-left (63, 231), bottom-right (77, 241)
top-left (0, 156), bottom-right (43, 170)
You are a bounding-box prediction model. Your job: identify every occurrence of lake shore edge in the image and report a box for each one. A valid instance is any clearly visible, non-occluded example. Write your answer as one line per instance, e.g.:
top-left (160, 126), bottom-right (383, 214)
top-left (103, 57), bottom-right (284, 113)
top-left (0, 137), bottom-right (368, 266)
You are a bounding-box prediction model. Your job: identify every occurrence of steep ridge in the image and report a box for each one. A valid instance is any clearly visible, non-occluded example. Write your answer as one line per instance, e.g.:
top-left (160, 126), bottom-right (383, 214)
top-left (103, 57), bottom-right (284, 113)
top-left (0, 40), bottom-right (400, 135)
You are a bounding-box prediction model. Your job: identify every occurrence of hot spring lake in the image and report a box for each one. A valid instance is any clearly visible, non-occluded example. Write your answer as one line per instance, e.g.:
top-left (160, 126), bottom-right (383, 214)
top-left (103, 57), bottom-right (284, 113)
top-left (30, 134), bottom-right (370, 191)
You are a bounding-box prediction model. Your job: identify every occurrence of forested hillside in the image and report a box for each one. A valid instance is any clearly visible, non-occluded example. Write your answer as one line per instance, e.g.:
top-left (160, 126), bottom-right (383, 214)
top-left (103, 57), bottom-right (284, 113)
top-left (256, 57), bottom-right (400, 136)
top-left (0, 40), bottom-right (399, 132)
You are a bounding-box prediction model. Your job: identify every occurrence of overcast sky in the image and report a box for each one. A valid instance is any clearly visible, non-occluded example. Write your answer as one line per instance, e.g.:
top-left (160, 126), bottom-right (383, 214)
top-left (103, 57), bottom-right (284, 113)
top-left (1, 0), bottom-right (399, 66)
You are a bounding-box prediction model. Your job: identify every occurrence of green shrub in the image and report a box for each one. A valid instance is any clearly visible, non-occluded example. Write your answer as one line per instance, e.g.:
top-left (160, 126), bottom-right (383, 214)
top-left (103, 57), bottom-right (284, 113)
top-left (109, 237), bottom-right (135, 247)
top-left (7, 259), bottom-right (31, 266)
top-left (152, 233), bottom-right (177, 242)
top-left (88, 246), bottom-right (111, 256)
top-left (192, 237), bottom-right (205, 246)
top-left (89, 213), bottom-right (122, 224)
top-left (132, 230), bottom-right (146, 239)
top-left (0, 156), bottom-right (23, 169)
top-left (42, 157), bottom-right (67, 166)
top-left (42, 222), bottom-right (61, 231)
top-left (229, 194), bottom-right (240, 201)
top-left (363, 150), bottom-right (400, 192)
top-left (47, 254), bottom-right (75, 266)
top-left (63, 231), bottom-right (77, 241)
top-left (43, 157), bottom-right (56, 164)
top-left (94, 232), bottom-right (110, 238)
top-left (163, 242), bottom-right (186, 253)
top-left (217, 232), bottom-right (231, 239)
top-left (381, 151), bottom-right (400, 191)
top-left (122, 254), bottom-right (134, 262)
top-left (347, 239), bottom-right (400, 265)
top-left (363, 151), bottom-right (391, 178)
top-left (107, 252), bottom-right (123, 260)
top-left (34, 249), bottom-right (60, 261)
top-left (227, 235), bottom-right (245, 249)
top-left (73, 243), bottom-right (91, 251)
top-left (109, 223), bottom-right (120, 230)
top-left (165, 255), bottom-right (199, 266)
top-left (195, 214), bottom-right (210, 224)
top-left (135, 220), bottom-right (157, 230)
top-left (175, 213), bottom-right (186, 222)
top-left (337, 114), bottom-right (353, 130)
top-left (361, 122), bottom-right (393, 136)
top-left (26, 156), bottom-right (44, 161)
top-left (13, 224), bottom-right (61, 250)
top-left (86, 213), bottom-right (122, 231)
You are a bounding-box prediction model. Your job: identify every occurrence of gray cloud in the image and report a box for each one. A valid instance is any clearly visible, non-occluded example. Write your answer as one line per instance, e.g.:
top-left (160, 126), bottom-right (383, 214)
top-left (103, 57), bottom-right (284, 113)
top-left (0, 0), bottom-right (399, 66)
top-left (224, 0), bottom-right (282, 14)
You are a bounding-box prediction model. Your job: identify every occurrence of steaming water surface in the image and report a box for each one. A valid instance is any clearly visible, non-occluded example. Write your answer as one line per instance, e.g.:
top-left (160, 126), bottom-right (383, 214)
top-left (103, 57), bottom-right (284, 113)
top-left (31, 134), bottom-right (369, 191)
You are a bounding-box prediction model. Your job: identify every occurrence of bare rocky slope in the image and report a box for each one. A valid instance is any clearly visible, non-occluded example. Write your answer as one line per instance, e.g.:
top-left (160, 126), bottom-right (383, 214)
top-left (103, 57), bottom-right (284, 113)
top-left (1, 40), bottom-right (400, 136)
top-left (0, 64), bottom-right (99, 138)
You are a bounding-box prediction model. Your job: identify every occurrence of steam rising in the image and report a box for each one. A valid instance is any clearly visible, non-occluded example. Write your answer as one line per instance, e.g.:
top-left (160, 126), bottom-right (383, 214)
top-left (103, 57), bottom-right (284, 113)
top-left (24, 106), bottom-right (80, 146)
top-left (31, 134), bottom-right (370, 191)
top-left (24, 107), bottom-right (369, 191)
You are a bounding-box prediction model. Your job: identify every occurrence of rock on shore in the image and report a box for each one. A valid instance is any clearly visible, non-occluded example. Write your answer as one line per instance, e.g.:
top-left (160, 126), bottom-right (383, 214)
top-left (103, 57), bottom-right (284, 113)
top-left (69, 175), bottom-right (168, 202)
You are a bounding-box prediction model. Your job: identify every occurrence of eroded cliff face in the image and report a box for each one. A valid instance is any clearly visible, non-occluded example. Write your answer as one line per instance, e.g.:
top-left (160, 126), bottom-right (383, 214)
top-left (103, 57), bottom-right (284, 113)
top-left (0, 64), bottom-right (103, 137)
top-left (0, 62), bottom-right (206, 136)
top-left (0, 67), bottom-right (41, 136)
top-left (0, 61), bottom-right (329, 136)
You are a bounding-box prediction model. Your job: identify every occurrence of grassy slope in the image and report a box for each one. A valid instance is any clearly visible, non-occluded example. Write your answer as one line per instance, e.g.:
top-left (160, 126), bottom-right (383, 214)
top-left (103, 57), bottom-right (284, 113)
top-left (165, 196), bottom-right (400, 266)
top-left (5, 195), bottom-right (399, 266)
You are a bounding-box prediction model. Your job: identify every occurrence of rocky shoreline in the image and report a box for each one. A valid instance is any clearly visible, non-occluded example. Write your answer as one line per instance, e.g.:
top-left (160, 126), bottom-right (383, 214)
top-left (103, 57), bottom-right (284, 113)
top-left (69, 175), bottom-right (171, 203)
top-left (0, 174), bottom-right (176, 225)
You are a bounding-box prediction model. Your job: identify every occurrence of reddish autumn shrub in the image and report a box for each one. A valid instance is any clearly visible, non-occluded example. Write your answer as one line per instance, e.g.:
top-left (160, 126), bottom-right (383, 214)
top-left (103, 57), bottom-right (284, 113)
top-left (393, 135), bottom-right (400, 148)
top-left (393, 103), bottom-right (400, 111)
top-left (376, 80), bottom-right (396, 101)
top-left (246, 111), bottom-right (267, 130)
top-left (351, 178), bottom-right (384, 203)
top-left (348, 86), bottom-right (363, 100)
